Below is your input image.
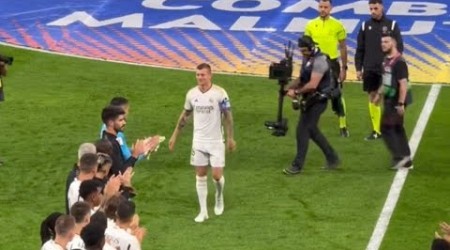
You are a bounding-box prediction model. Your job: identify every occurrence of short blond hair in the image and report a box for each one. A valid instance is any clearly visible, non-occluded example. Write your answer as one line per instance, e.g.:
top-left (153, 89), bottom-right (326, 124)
top-left (78, 143), bottom-right (96, 160)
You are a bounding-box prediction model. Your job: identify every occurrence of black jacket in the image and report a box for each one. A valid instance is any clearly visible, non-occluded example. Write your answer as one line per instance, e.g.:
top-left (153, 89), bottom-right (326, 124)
top-left (102, 131), bottom-right (137, 176)
top-left (355, 15), bottom-right (404, 73)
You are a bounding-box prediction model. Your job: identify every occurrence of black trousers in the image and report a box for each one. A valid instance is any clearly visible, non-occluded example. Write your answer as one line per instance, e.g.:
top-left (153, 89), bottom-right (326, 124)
top-left (292, 100), bottom-right (338, 169)
top-left (381, 100), bottom-right (411, 161)
top-left (0, 77), bottom-right (4, 102)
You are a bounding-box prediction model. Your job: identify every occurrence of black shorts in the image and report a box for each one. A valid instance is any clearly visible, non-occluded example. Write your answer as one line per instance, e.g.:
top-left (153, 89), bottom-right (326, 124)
top-left (363, 71), bottom-right (382, 93)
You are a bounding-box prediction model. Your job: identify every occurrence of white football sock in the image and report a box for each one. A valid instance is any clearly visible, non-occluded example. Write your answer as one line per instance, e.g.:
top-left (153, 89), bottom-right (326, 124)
top-left (214, 176), bottom-right (225, 215)
top-left (195, 175), bottom-right (208, 222)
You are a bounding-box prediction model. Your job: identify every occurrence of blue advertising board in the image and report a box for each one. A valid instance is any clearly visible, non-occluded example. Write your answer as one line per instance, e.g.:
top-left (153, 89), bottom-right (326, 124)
top-left (0, 0), bottom-right (449, 82)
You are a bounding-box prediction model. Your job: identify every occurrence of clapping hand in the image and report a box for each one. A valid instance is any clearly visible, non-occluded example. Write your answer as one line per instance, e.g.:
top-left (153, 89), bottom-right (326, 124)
top-left (119, 167), bottom-right (134, 187)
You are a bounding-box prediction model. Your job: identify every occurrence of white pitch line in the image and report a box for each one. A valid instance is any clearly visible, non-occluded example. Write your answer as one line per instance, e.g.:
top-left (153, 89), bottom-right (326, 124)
top-left (366, 84), bottom-right (442, 250)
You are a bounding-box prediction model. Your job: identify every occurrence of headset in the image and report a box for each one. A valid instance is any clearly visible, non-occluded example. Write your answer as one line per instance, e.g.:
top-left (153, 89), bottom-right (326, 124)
top-left (298, 35), bottom-right (316, 51)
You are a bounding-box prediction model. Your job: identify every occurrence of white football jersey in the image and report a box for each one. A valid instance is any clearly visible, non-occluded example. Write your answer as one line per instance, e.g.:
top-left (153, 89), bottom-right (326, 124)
top-left (105, 225), bottom-right (140, 250)
top-left (67, 179), bottom-right (83, 209)
top-left (41, 240), bottom-right (65, 250)
top-left (66, 234), bottom-right (85, 250)
top-left (184, 84), bottom-right (230, 142)
top-left (107, 218), bottom-right (116, 229)
top-left (103, 242), bottom-right (117, 250)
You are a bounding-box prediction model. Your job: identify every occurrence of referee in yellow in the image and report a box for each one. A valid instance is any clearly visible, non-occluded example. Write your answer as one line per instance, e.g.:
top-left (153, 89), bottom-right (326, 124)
top-left (304, 0), bottom-right (349, 137)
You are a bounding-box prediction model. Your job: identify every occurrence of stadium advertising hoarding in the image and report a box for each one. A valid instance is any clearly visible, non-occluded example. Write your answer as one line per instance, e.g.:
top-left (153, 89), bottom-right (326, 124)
top-left (0, 0), bottom-right (449, 82)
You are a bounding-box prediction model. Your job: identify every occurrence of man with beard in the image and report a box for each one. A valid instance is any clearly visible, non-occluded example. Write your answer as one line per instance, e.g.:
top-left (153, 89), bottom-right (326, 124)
top-left (283, 36), bottom-right (340, 175)
top-left (101, 105), bottom-right (160, 176)
top-left (374, 33), bottom-right (412, 169)
top-left (355, 0), bottom-right (403, 140)
top-left (304, 0), bottom-right (349, 137)
top-left (0, 60), bottom-right (9, 165)
top-left (0, 60), bottom-right (8, 102)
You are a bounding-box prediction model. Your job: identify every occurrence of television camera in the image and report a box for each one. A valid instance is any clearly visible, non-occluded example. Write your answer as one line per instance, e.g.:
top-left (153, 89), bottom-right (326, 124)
top-left (264, 41), bottom-right (294, 136)
top-left (0, 54), bottom-right (13, 66)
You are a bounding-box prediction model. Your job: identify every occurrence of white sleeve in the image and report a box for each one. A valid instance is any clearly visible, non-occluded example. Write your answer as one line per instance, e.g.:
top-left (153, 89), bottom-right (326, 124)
top-left (183, 91), bottom-right (192, 111)
top-left (102, 243), bottom-right (117, 250)
top-left (126, 236), bottom-right (141, 250)
top-left (67, 183), bottom-right (78, 209)
top-left (67, 236), bottom-right (85, 250)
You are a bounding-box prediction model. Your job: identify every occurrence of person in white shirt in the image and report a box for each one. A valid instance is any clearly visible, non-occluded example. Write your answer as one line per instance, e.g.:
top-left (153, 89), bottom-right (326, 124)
top-left (79, 179), bottom-right (104, 215)
top-left (169, 63), bottom-right (236, 223)
top-left (41, 215), bottom-right (76, 250)
top-left (67, 153), bottom-right (98, 209)
top-left (65, 142), bottom-right (97, 214)
top-left (103, 194), bottom-right (126, 230)
top-left (40, 212), bottom-right (64, 246)
top-left (105, 200), bottom-right (145, 250)
top-left (88, 211), bottom-right (116, 250)
top-left (80, 222), bottom-right (105, 250)
top-left (67, 201), bottom-right (91, 250)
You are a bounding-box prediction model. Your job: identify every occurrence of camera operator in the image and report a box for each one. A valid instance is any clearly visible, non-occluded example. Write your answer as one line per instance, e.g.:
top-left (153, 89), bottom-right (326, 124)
top-left (0, 54), bottom-right (13, 102)
top-left (0, 61), bottom-right (7, 102)
top-left (283, 36), bottom-right (340, 175)
top-left (0, 61), bottom-right (7, 165)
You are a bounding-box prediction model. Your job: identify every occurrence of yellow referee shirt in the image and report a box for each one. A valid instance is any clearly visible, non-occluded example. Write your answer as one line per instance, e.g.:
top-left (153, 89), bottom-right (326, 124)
top-left (304, 16), bottom-right (346, 60)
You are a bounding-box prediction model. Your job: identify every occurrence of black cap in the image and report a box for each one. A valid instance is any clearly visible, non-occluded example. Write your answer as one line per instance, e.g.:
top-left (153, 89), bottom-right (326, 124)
top-left (298, 35), bottom-right (317, 49)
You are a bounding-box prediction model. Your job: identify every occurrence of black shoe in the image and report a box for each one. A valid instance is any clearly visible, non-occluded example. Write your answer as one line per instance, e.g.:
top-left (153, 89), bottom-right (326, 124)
top-left (323, 159), bottom-right (341, 170)
top-left (283, 166), bottom-right (302, 175)
top-left (391, 157), bottom-right (413, 170)
top-left (340, 127), bottom-right (350, 137)
top-left (365, 131), bottom-right (382, 141)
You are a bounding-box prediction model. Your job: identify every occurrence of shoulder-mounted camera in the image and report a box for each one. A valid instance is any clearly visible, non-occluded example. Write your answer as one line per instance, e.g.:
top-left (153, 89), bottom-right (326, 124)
top-left (0, 54), bottom-right (14, 65)
top-left (268, 42), bottom-right (294, 81)
top-left (269, 59), bottom-right (292, 80)
top-left (265, 41), bottom-right (295, 136)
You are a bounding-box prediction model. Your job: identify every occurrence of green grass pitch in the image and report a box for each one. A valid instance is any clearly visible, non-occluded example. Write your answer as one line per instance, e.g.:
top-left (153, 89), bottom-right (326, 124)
top-left (0, 45), bottom-right (449, 249)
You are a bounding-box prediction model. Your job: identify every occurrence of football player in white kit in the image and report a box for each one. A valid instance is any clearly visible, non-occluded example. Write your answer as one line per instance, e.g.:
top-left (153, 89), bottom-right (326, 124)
top-left (169, 63), bottom-right (236, 223)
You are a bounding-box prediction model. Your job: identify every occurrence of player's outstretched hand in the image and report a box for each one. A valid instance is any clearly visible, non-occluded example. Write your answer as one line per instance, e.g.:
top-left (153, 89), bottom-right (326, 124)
top-left (227, 138), bottom-right (236, 152)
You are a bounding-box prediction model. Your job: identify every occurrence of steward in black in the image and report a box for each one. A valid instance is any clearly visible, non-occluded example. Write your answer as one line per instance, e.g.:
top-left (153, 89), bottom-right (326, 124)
top-left (378, 33), bottom-right (412, 169)
top-left (102, 130), bottom-right (138, 176)
top-left (355, 15), bottom-right (403, 74)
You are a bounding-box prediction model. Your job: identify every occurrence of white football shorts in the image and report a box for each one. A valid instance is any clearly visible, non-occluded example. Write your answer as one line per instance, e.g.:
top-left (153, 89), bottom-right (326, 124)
top-left (190, 141), bottom-right (225, 167)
